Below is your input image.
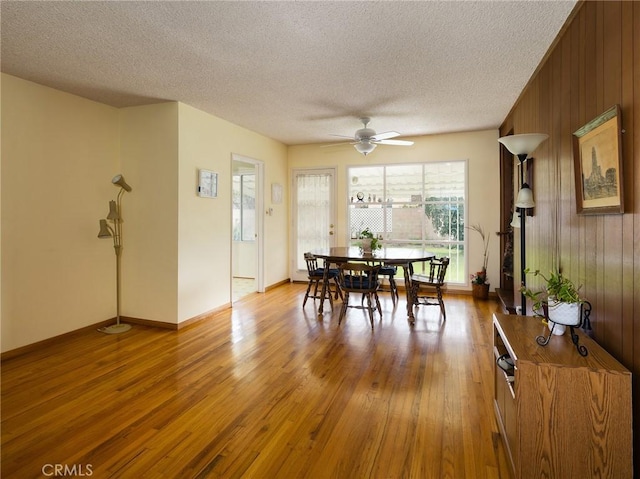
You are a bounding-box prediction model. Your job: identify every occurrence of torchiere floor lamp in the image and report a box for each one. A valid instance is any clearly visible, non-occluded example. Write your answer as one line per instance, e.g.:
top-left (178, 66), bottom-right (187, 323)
top-left (497, 133), bottom-right (548, 315)
top-left (98, 174), bottom-right (133, 334)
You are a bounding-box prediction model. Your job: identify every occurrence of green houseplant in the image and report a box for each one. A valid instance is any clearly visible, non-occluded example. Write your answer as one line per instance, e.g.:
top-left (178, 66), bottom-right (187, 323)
top-left (358, 227), bottom-right (381, 253)
top-left (521, 268), bottom-right (585, 331)
top-left (466, 224), bottom-right (490, 298)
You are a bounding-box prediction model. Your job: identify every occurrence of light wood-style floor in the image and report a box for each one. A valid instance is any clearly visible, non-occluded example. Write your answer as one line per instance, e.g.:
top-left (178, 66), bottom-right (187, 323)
top-left (2, 283), bottom-right (511, 478)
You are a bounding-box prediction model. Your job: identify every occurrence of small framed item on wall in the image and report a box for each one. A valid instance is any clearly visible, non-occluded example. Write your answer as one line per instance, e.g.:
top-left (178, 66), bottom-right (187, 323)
top-left (271, 183), bottom-right (283, 204)
top-left (573, 105), bottom-right (624, 214)
top-left (198, 169), bottom-right (217, 198)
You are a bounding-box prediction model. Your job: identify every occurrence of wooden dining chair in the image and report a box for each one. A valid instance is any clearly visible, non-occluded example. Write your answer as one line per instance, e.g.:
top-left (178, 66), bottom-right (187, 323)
top-left (410, 257), bottom-right (450, 319)
top-left (337, 262), bottom-right (382, 329)
top-left (303, 252), bottom-right (342, 308)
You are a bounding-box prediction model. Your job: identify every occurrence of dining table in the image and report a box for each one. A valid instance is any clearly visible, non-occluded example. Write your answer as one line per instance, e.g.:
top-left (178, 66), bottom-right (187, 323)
top-left (311, 246), bottom-right (436, 324)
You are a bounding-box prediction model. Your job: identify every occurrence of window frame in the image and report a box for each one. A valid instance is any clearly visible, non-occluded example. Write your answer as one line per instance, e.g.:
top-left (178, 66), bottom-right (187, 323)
top-left (346, 161), bottom-right (468, 284)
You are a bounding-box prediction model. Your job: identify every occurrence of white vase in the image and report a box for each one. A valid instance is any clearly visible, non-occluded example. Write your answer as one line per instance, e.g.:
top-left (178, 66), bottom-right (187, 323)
top-left (547, 298), bottom-right (581, 326)
top-left (547, 320), bottom-right (566, 335)
top-left (360, 238), bottom-right (373, 253)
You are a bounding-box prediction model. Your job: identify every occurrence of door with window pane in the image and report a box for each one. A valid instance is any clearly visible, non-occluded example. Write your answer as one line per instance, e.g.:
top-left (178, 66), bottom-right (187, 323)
top-left (291, 168), bottom-right (336, 282)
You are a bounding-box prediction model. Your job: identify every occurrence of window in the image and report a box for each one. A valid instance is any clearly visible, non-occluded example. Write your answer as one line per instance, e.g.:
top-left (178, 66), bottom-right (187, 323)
top-left (232, 173), bottom-right (255, 241)
top-left (347, 162), bottom-right (467, 283)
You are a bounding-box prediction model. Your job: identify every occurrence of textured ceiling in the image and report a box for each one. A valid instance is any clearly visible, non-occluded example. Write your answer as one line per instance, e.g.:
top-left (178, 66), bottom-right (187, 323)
top-left (1, 1), bottom-right (577, 146)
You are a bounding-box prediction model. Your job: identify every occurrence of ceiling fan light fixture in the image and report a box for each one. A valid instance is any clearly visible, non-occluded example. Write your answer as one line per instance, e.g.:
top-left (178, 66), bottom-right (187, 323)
top-left (354, 142), bottom-right (376, 156)
top-left (355, 127), bottom-right (375, 140)
top-left (327, 118), bottom-right (410, 154)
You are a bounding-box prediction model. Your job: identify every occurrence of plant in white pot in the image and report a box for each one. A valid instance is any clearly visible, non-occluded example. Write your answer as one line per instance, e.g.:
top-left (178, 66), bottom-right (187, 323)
top-left (357, 227), bottom-right (381, 254)
top-left (521, 269), bottom-right (584, 335)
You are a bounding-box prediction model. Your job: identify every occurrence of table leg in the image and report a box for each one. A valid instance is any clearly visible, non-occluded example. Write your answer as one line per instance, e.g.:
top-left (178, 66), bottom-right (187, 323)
top-left (317, 259), bottom-right (331, 317)
top-left (404, 262), bottom-right (416, 324)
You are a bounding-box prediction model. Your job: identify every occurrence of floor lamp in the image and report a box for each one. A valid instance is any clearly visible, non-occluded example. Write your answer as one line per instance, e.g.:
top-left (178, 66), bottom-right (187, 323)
top-left (98, 174), bottom-right (133, 334)
top-left (497, 133), bottom-right (548, 315)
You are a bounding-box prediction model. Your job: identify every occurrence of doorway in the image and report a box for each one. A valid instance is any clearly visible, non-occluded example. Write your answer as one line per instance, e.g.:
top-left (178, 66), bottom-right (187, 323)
top-left (290, 168), bottom-right (337, 282)
top-left (231, 154), bottom-right (264, 302)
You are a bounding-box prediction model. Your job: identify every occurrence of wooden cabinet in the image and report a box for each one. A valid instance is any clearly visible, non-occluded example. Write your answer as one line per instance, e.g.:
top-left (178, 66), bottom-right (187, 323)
top-left (492, 313), bottom-right (632, 478)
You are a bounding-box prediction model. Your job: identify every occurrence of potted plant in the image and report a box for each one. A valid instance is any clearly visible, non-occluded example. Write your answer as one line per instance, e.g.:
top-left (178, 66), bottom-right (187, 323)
top-left (471, 270), bottom-right (490, 299)
top-left (521, 268), bottom-right (585, 334)
top-left (358, 227), bottom-right (381, 253)
top-left (466, 224), bottom-right (490, 299)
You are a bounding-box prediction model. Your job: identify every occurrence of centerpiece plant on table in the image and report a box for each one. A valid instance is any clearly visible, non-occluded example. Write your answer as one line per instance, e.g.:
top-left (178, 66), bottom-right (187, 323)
top-left (357, 227), bottom-right (381, 253)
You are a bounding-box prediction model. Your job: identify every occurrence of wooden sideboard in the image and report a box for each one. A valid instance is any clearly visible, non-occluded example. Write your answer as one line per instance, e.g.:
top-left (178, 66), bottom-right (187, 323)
top-left (492, 313), bottom-right (632, 478)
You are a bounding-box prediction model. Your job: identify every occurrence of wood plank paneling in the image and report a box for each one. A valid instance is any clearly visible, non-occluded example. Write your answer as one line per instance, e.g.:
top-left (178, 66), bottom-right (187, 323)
top-left (500, 1), bottom-right (639, 474)
top-left (632, 3), bottom-right (640, 476)
top-left (602, 0), bottom-right (624, 362)
top-left (621, 0), bottom-right (636, 369)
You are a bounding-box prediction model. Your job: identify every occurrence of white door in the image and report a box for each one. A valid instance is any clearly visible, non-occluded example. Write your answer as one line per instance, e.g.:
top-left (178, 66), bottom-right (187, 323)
top-left (231, 154), bottom-right (264, 300)
top-left (291, 168), bottom-right (337, 281)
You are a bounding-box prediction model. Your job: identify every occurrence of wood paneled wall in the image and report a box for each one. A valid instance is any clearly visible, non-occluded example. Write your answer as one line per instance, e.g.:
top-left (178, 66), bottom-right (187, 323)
top-left (500, 1), bottom-right (639, 472)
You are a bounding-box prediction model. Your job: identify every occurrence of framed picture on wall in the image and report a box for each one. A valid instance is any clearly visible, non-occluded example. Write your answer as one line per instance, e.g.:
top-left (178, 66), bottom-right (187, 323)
top-left (572, 105), bottom-right (624, 215)
top-left (198, 169), bottom-right (217, 198)
top-left (271, 183), bottom-right (283, 204)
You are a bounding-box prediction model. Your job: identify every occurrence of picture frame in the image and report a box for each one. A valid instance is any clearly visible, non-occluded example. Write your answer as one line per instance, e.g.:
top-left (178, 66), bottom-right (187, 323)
top-left (572, 105), bottom-right (624, 215)
top-left (271, 183), bottom-right (283, 204)
top-left (198, 169), bottom-right (217, 198)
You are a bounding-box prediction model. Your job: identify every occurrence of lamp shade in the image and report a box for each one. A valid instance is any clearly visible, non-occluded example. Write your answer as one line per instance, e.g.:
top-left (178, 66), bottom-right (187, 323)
top-left (510, 211), bottom-right (521, 228)
top-left (515, 184), bottom-right (535, 208)
top-left (354, 142), bottom-right (376, 156)
top-left (106, 200), bottom-right (120, 220)
top-left (112, 174), bottom-right (132, 192)
top-left (498, 133), bottom-right (549, 156)
top-left (98, 219), bottom-right (112, 238)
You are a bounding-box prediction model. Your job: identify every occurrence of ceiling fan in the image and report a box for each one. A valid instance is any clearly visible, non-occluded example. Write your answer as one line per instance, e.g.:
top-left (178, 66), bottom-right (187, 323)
top-left (326, 117), bottom-right (414, 156)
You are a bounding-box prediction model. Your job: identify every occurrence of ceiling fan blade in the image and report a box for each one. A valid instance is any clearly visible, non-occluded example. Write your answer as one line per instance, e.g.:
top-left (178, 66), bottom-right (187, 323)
top-left (325, 120), bottom-right (411, 150)
top-left (330, 134), bottom-right (357, 140)
top-left (321, 141), bottom-right (357, 148)
top-left (372, 131), bottom-right (400, 141)
top-left (374, 139), bottom-right (414, 146)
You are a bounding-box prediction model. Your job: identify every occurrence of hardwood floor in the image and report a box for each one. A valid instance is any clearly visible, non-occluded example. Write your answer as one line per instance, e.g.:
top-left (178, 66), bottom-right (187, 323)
top-left (2, 284), bottom-right (512, 478)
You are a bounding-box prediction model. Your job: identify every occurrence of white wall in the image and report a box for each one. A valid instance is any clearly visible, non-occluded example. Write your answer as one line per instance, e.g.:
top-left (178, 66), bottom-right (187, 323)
top-left (119, 103), bottom-right (180, 324)
top-left (177, 104), bottom-right (232, 321)
top-left (1, 76), bottom-right (289, 351)
top-left (288, 129), bottom-right (501, 291)
top-left (1, 72), bottom-right (494, 352)
top-left (176, 103), bottom-right (287, 322)
top-left (1, 74), bottom-right (120, 351)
